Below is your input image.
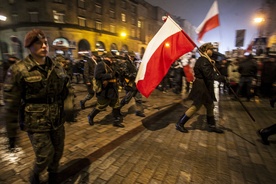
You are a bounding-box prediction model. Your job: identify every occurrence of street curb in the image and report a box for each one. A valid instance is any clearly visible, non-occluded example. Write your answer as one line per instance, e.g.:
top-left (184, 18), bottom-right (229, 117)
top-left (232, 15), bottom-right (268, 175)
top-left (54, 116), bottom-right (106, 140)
top-left (57, 100), bottom-right (182, 183)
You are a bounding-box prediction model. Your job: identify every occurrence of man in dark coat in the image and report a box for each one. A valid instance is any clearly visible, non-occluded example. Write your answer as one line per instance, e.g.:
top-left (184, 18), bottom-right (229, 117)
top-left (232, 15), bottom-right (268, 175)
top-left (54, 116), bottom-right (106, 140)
top-left (87, 52), bottom-right (124, 128)
top-left (120, 51), bottom-right (145, 117)
top-left (237, 54), bottom-right (258, 101)
top-left (175, 42), bottom-right (225, 133)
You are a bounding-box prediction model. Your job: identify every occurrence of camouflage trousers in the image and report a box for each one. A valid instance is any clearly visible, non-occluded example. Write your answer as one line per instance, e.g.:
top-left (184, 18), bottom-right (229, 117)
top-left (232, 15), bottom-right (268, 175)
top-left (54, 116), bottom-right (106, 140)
top-left (28, 125), bottom-right (65, 174)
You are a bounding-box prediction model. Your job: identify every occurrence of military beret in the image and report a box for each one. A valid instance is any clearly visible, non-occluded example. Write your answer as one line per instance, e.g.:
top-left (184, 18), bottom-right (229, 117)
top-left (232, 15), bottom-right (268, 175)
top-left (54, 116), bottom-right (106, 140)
top-left (24, 29), bottom-right (46, 48)
top-left (199, 42), bottom-right (215, 52)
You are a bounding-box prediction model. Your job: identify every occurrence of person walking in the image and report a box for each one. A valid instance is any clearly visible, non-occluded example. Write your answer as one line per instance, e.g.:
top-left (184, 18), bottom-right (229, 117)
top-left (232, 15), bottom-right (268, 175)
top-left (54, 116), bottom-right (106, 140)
top-left (80, 53), bottom-right (99, 109)
top-left (237, 54), bottom-right (258, 101)
top-left (3, 29), bottom-right (70, 183)
top-left (175, 43), bottom-right (226, 133)
top-left (2, 55), bottom-right (20, 150)
top-left (87, 52), bottom-right (124, 128)
top-left (119, 51), bottom-right (145, 117)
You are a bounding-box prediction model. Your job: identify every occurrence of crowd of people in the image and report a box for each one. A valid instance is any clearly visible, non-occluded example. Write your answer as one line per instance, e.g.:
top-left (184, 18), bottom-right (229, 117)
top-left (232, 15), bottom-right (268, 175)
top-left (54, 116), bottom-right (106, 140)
top-left (0, 29), bottom-right (276, 183)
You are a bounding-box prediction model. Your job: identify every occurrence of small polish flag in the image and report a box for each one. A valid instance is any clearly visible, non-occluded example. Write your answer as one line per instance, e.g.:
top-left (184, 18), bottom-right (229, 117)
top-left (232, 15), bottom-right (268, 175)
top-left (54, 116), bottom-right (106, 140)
top-left (196, 1), bottom-right (220, 42)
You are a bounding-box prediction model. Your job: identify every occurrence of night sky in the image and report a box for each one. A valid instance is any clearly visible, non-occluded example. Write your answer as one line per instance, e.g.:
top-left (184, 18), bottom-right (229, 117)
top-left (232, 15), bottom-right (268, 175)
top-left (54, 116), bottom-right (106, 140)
top-left (146, 0), bottom-right (263, 53)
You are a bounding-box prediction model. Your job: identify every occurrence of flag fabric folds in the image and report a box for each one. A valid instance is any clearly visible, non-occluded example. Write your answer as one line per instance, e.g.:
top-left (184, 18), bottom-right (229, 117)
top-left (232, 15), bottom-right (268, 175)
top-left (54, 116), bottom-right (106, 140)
top-left (135, 16), bottom-right (196, 98)
top-left (196, 0), bottom-right (220, 42)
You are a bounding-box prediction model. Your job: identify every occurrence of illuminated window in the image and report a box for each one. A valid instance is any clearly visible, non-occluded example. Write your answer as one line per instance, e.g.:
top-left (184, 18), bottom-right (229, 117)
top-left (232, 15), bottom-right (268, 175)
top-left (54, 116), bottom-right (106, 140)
top-left (53, 10), bottom-right (64, 23)
top-left (29, 12), bottom-right (38, 22)
top-left (95, 5), bottom-right (102, 14)
top-left (121, 13), bottom-right (126, 22)
top-left (78, 0), bottom-right (85, 8)
top-left (95, 21), bottom-right (102, 30)
top-left (137, 20), bottom-right (141, 28)
top-left (110, 25), bottom-right (116, 33)
top-left (110, 10), bottom-right (115, 19)
top-left (78, 17), bottom-right (86, 27)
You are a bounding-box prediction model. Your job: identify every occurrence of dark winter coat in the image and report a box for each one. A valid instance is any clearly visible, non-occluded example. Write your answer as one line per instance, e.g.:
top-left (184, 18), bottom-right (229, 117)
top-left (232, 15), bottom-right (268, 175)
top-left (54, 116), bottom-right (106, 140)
top-left (188, 56), bottom-right (224, 105)
top-left (94, 60), bottom-right (118, 99)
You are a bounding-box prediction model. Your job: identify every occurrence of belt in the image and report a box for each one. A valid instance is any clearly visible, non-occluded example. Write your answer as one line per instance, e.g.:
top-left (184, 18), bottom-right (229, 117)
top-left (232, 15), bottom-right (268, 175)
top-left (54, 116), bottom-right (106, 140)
top-left (108, 79), bottom-right (117, 83)
top-left (25, 97), bottom-right (60, 104)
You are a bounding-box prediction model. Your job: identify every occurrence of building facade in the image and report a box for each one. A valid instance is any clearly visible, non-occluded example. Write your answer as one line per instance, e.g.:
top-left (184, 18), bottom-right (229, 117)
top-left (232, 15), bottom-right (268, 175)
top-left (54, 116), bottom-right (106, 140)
top-left (0, 0), bottom-right (196, 61)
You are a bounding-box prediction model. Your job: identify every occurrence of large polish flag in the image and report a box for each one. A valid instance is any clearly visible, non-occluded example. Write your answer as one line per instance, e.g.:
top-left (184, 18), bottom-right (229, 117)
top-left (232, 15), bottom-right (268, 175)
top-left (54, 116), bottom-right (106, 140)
top-left (196, 1), bottom-right (220, 42)
top-left (135, 16), bottom-right (196, 98)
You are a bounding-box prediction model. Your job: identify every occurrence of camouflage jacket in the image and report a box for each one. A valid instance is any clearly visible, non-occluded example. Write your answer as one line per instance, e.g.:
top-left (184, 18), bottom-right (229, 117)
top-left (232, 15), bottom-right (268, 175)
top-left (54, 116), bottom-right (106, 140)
top-left (4, 55), bottom-right (70, 132)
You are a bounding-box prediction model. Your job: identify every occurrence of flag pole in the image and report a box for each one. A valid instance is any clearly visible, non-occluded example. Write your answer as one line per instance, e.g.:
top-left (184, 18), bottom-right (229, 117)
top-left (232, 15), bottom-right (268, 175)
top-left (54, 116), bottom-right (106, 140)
top-left (196, 46), bottom-right (256, 122)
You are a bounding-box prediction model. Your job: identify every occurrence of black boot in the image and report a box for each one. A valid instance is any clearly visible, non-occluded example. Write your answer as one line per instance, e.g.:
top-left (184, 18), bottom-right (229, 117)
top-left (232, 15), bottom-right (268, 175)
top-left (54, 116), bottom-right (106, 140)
top-left (207, 116), bottom-right (224, 133)
top-left (257, 124), bottom-right (276, 145)
top-left (113, 108), bottom-right (125, 128)
top-left (175, 114), bottom-right (189, 133)
top-left (88, 109), bottom-right (100, 125)
top-left (29, 171), bottom-right (40, 184)
top-left (80, 100), bottom-right (86, 109)
top-left (48, 172), bottom-right (58, 184)
top-left (8, 137), bottom-right (16, 149)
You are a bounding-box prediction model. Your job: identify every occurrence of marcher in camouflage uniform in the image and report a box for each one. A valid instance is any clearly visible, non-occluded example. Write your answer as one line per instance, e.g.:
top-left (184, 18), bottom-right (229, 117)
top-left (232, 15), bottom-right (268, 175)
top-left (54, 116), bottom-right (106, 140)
top-left (88, 52), bottom-right (125, 128)
top-left (3, 29), bottom-right (70, 184)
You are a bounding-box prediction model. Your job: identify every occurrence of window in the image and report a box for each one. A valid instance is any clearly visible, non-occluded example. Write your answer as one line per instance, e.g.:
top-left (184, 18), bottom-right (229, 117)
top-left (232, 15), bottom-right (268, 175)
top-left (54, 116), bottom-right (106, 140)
top-left (131, 28), bottom-right (135, 38)
top-left (121, 0), bottom-right (126, 9)
top-left (29, 12), bottom-right (38, 22)
top-left (78, 0), bottom-right (85, 9)
top-left (109, 10), bottom-right (115, 19)
top-left (53, 10), bottom-right (64, 23)
top-left (131, 16), bottom-right (135, 25)
top-left (110, 25), bottom-right (115, 33)
top-left (137, 20), bottom-right (141, 28)
top-left (121, 13), bottom-right (126, 22)
top-left (95, 5), bottom-right (102, 14)
top-left (95, 21), bottom-right (102, 30)
top-left (78, 17), bottom-right (86, 27)
top-left (130, 5), bottom-right (136, 13)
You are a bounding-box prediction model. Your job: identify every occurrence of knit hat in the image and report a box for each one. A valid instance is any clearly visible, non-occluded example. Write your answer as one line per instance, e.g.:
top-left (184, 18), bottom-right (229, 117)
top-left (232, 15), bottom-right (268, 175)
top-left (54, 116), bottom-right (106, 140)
top-left (24, 29), bottom-right (46, 48)
top-left (199, 42), bottom-right (215, 52)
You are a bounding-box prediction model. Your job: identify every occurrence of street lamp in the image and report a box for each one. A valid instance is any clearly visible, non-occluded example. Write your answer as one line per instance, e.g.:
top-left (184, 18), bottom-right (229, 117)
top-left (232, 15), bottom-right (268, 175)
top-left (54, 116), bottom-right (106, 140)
top-left (0, 15), bottom-right (7, 21)
top-left (253, 9), bottom-right (265, 37)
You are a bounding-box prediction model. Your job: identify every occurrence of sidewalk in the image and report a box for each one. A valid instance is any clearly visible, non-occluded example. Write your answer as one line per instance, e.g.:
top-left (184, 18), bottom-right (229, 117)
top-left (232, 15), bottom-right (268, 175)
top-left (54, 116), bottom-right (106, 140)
top-left (0, 84), bottom-right (183, 184)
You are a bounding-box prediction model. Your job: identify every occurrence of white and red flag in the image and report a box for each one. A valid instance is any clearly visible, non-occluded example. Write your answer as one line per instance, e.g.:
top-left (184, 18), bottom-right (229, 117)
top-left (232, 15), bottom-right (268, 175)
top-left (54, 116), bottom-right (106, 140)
top-left (135, 16), bottom-right (196, 98)
top-left (196, 0), bottom-right (220, 42)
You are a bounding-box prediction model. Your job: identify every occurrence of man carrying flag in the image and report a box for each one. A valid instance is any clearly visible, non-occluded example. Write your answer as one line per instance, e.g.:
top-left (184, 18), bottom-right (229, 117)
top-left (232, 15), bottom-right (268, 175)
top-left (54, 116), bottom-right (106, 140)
top-left (196, 0), bottom-right (220, 42)
top-left (175, 42), bottom-right (226, 134)
top-left (135, 16), bottom-right (196, 97)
